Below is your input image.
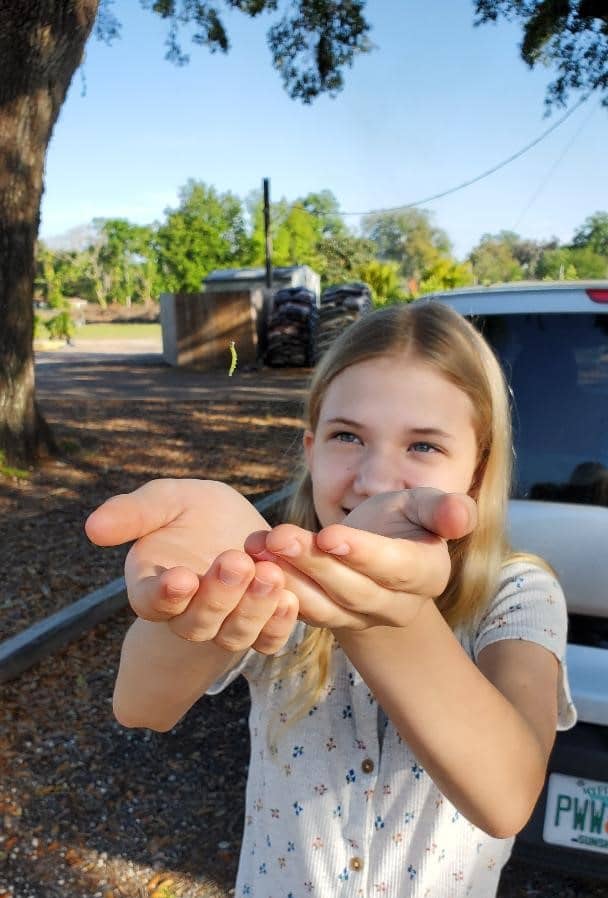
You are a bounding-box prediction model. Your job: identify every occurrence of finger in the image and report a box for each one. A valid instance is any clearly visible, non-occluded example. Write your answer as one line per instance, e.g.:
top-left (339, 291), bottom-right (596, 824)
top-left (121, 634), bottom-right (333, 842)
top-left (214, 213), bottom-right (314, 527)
top-left (246, 528), bottom-right (368, 629)
top-left (263, 524), bottom-right (410, 613)
top-left (244, 529), bottom-right (272, 558)
top-left (245, 524), bottom-right (356, 608)
top-left (398, 489), bottom-right (477, 540)
top-left (85, 478), bottom-right (238, 547)
top-left (251, 590), bottom-right (299, 655)
top-left (249, 590), bottom-right (299, 655)
top-left (315, 524), bottom-right (452, 598)
top-left (255, 524), bottom-right (313, 561)
top-left (123, 535), bottom-right (213, 621)
top-left (169, 556), bottom-right (282, 643)
top-left (128, 565), bottom-right (202, 622)
top-left (266, 524), bottom-right (434, 629)
top-left (202, 576), bottom-right (290, 652)
top-left (127, 549), bottom-right (256, 623)
top-left (85, 479), bottom-right (187, 547)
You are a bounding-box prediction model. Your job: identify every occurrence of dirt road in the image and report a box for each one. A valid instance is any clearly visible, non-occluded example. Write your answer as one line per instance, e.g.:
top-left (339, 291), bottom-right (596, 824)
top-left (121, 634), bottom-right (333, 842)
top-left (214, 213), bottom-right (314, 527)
top-left (35, 344), bottom-right (310, 402)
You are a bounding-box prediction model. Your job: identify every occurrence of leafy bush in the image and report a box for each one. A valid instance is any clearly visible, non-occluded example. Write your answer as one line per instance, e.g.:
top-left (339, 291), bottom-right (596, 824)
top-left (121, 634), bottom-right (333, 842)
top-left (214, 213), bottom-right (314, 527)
top-left (45, 310), bottom-right (75, 342)
top-left (33, 313), bottom-right (47, 339)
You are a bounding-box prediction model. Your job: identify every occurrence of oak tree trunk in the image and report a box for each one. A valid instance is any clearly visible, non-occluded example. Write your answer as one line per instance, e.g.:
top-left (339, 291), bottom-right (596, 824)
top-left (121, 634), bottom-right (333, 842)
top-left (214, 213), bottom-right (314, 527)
top-left (0, 1), bottom-right (99, 465)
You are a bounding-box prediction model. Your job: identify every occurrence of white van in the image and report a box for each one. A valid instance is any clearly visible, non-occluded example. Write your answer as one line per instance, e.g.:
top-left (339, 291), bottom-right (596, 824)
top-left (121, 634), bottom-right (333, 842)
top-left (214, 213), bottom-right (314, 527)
top-left (426, 282), bottom-right (608, 878)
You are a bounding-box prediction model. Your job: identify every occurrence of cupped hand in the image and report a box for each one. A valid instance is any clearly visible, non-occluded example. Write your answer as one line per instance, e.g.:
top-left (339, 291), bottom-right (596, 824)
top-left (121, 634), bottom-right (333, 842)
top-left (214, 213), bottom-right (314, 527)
top-left (245, 488), bottom-right (477, 630)
top-left (84, 478), bottom-right (299, 654)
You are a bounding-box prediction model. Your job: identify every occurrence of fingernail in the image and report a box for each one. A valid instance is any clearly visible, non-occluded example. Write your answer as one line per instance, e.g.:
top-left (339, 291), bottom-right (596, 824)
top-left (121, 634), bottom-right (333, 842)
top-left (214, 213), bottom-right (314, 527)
top-left (325, 543), bottom-right (350, 556)
top-left (251, 576), bottom-right (274, 596)
top-left (274, 601), bottom-right (291, 617)
top-left (249, 549), bottom-right (272, 561)
top-left (166, 584), bottom-right (192, 599)
top-left (219, 566), bottom-right (246, 586)
top-left (275, 540), bottom-right (300, 557)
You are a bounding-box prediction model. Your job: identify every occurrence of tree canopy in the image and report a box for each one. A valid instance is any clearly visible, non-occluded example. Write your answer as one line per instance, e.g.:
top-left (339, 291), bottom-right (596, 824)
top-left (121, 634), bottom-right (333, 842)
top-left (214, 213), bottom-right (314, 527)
top-left (96, 1), bottom-right (608, 108)
top-left (155, 180), bottom-right (252, 292)
top-left (97, 0), bottom-right (373, 102)
top-left (572, 211), bottom-right (608, 255)
top-left (474, 1), bottom-right (608, 108)
top-left (360, 209), bottom-right (453, 285)
top-left (467, 225), bottom-right (608, 283)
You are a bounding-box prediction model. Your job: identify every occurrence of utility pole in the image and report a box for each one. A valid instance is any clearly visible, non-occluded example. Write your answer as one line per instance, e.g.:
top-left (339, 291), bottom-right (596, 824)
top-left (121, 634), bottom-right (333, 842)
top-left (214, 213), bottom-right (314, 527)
top-left (263, 177), bottom-right (273, 290)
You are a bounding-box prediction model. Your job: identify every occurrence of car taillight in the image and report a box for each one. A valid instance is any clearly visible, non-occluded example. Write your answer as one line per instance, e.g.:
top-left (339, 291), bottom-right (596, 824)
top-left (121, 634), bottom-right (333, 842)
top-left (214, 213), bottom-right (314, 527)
top-left (587, 289), bottom-right (608, 303)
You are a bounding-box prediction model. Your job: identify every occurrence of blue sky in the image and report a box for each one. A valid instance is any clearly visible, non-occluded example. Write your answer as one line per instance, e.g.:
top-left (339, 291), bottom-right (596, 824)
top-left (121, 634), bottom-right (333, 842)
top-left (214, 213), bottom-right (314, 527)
top-left (39, 0), bottom-right (608, 259)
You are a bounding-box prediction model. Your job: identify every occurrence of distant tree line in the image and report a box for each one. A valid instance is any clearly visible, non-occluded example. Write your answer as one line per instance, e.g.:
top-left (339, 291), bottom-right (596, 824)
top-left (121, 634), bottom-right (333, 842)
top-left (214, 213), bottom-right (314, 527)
top-left (36, 182), bottom-right (608, 313)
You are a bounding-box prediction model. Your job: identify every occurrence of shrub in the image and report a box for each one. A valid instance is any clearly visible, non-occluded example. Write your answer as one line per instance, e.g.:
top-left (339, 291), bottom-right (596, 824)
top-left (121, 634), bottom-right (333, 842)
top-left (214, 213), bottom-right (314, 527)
top-left (45, 310), bottom-right (75, 342)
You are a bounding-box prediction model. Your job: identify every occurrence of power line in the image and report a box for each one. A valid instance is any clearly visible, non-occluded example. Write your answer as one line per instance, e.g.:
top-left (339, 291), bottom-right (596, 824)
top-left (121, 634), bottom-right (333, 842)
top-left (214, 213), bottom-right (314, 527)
top-left (338, 94), bottom-right (590, 218)
top-left (513, 100), bottom-right (598, 231)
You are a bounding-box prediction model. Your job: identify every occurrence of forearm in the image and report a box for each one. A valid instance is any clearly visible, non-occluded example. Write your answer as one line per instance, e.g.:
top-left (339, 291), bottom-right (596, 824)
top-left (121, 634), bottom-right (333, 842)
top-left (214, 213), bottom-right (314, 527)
top-left (114, 481), bottom-right (270, 730)
top-left (114, 618), bottom-right (245, 732)
top-left (334, 602), bottom-right (547, 838)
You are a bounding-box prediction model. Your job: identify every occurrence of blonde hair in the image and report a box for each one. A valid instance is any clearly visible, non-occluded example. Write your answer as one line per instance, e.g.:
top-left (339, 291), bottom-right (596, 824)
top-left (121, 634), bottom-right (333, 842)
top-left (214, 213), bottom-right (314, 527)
top-left (272, 300), bottom-right (549, 720)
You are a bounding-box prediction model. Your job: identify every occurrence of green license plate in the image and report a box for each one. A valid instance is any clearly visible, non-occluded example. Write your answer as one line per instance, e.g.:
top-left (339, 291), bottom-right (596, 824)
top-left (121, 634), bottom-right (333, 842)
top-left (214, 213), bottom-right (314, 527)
top-left (543, 772), bottom-right (608, 855)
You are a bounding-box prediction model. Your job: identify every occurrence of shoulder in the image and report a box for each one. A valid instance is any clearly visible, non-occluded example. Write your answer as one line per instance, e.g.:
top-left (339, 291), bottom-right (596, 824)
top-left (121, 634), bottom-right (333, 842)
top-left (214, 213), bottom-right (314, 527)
top-left (473, 559), bottom-right (568, 661)
top-left (490, 558), bottom-right (564, 612)
top-left (474, 560), bottom-right (577, 732)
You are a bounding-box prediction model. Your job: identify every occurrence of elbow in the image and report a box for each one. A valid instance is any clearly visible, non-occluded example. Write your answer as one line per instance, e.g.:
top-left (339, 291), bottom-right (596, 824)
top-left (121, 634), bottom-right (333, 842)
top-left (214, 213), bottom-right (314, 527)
top-left (482, 816), bottom-right (528, 841)
top-left (113, 697), bottom-right (177, 733)
top-left (478, 781), bottom-right (544, 840)
top-left (479, 743), bottom-right (549, 840)
top-left (473, 807), bottom-right (530, 840)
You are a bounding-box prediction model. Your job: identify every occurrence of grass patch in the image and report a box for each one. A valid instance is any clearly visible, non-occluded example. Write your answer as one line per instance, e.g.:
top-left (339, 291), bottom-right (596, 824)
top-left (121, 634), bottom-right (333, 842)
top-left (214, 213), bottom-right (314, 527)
top-left (74, 322), bottom-right (162, 341)
top-left (0, 451), bottom-right (30, 481)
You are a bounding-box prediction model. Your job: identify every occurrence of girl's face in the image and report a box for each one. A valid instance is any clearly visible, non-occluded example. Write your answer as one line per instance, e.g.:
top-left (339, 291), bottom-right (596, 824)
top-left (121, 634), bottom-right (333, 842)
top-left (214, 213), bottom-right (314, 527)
top-left (304, 355), bottom-right (479, 528)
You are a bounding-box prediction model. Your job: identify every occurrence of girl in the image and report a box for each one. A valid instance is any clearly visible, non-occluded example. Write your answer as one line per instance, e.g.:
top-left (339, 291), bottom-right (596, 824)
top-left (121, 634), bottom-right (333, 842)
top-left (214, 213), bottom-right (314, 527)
top-left (86, 301), bottom-right (576, 898)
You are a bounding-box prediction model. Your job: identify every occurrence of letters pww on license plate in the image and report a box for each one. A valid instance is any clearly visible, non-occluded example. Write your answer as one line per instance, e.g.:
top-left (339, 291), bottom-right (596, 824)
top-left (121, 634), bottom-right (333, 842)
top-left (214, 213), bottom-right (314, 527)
top-left (543, 772), bottom-right (608, 855)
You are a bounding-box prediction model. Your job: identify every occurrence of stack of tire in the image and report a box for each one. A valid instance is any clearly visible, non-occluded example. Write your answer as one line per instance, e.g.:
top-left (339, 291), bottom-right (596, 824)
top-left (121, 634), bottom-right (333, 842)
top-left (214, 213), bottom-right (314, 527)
top-left (264, 286), bottom-right (318, 368)
top-left (313, 282), bottom-right (373, 363)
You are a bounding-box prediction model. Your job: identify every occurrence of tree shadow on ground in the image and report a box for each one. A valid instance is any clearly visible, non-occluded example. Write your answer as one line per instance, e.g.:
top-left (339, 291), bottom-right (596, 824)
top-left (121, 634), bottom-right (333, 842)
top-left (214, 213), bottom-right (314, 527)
top-left (0, 398), bottom-right (304, 640)
top-left (1, 611), bottom-right (250, 897)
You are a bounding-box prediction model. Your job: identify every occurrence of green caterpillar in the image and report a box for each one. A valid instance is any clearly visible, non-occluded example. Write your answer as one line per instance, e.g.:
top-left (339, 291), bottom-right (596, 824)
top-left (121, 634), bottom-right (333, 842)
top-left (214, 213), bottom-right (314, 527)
top-left (228, 340), bottom-right (238, 376)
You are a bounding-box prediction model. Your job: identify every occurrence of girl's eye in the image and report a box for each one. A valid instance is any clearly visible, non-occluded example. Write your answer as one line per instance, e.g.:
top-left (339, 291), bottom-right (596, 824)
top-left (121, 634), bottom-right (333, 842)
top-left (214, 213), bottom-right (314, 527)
top-left (332, 431), bottom-right (361, 445)
top-left (410, 442), bottom-right (440, 454)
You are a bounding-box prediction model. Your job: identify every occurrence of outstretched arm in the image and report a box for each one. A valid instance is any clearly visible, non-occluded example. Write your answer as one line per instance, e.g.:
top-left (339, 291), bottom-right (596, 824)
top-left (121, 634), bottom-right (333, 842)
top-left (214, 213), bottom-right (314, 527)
top-left (85, 478), bottom-right (400, 733)
top-left (85, 479), bottom-right (298, 731)
top-left (334, 605), bottom-right (557, 839)
top-left (245, 489), bottom-right (559, 838)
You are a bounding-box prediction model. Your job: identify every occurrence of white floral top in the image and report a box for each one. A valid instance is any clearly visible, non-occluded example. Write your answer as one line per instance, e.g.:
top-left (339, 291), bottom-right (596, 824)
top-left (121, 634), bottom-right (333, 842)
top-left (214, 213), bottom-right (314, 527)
top-left (208, 562), bottom-right (576, 898)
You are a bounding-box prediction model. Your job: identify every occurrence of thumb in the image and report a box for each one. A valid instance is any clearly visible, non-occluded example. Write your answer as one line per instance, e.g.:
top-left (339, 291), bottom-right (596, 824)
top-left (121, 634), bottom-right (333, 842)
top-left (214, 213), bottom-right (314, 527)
top-left (84, 479), bottom-right (185, 547)
top-left (403, 488), bottom-right (477, 541)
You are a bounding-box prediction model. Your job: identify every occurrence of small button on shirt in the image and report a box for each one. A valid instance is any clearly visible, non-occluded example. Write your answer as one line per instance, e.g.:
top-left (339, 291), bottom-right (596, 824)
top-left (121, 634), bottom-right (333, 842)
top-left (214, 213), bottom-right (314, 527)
top-left (208, 562), bottom-right (576, 898)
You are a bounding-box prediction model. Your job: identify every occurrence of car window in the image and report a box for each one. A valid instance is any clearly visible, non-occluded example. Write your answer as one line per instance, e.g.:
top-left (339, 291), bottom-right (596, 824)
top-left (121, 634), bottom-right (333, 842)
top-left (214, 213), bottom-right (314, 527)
top-left (471, 313), bottom-right (608, 507)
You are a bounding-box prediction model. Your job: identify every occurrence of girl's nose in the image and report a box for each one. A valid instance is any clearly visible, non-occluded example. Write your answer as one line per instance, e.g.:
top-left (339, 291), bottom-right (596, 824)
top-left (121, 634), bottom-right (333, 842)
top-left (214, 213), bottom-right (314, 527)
top-left (352, 450), bottom-right (408, 497)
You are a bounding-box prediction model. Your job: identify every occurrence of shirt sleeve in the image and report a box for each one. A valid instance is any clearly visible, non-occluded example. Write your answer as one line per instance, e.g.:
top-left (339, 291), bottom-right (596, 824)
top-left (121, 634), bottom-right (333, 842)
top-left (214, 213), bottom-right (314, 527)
top-left (205, 620), bottom-right (310, 695)
top-left (205, 648), bottom-right (266, 695)
top-left (472, 562), bottom-right (577, 731)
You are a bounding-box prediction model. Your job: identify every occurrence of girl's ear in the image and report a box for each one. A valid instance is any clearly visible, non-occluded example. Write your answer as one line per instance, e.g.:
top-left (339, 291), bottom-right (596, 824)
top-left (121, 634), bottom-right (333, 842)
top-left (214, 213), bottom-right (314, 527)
top-left (303, 430), bottom-right (314, 470)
